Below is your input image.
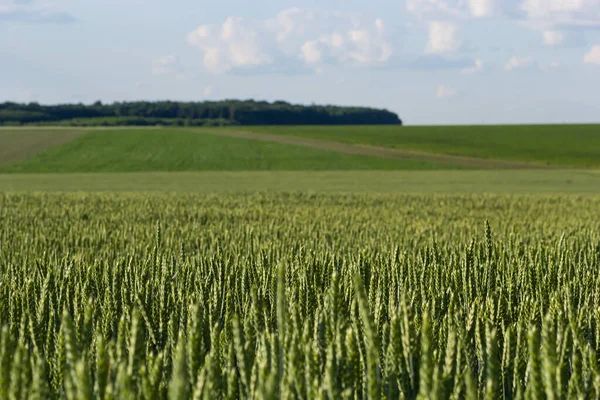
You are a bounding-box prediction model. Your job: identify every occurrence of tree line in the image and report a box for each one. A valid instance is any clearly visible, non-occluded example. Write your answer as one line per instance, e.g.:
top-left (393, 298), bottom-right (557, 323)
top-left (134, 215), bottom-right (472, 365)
top-left (0, 100), bottom-right (402, 126)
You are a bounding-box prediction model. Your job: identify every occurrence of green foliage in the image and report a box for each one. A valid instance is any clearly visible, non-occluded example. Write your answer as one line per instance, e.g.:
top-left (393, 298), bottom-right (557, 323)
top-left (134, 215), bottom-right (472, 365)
top-left (0, 100), bottom-right (402, 126)
top-left (0, 192), bottom-right (600, 399)
top-left (38, 117), bottom-right (234, 127)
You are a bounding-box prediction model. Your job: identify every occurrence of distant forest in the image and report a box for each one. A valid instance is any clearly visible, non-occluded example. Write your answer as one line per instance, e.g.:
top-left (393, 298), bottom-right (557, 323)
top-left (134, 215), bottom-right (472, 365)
top-left (0, 100), bottom-right (402, 126)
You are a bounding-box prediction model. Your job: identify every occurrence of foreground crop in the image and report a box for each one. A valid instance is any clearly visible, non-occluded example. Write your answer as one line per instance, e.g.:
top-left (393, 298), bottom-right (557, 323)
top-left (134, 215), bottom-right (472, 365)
top-left (0, 193), bottom-right (599, 399)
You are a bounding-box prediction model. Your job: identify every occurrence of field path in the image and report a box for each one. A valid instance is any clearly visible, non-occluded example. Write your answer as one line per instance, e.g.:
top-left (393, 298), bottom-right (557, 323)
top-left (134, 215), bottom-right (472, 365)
top-left (0, 129), bottom-right (87, 165)
top-left (205, 129), bottom-right (555, 169)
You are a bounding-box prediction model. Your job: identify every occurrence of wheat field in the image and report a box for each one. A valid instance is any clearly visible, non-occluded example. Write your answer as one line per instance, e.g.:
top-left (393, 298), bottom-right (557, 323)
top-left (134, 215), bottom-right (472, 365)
top-left (1, 192), bottom-right (599, 399)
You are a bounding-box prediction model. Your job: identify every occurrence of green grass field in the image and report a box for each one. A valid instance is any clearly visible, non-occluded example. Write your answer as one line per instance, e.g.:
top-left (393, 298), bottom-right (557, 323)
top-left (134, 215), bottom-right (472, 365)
top-left (239, 124), bottom-right (600, 168)
top-left (0, 128), bottom-right (447, 173)
top-left (1, 170), bottom-right (599, 193)
top-left (1, 126), bottom-right (599, 193)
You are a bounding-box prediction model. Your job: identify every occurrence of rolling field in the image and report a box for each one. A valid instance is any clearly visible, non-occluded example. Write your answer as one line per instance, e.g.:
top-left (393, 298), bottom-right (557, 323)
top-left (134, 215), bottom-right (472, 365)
top-left (0, 128), bottom-right (448, 173)
top-left (1, 125), bottom-right (600, 398)
top-left (0, 126), bottom-right (598, 194)
top-left (239, 124), bottom-right (600, 168)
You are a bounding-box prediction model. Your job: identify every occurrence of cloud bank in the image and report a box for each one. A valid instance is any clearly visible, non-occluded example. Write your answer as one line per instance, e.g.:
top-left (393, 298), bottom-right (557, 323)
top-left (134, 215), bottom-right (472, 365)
top-left (187, 9), bottom-right (393, 74)
top-left (180, 3), bottom-right (600, 76)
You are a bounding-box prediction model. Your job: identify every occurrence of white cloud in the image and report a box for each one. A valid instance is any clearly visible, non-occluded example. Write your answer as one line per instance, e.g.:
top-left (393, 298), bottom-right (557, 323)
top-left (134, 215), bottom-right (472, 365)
top-left (549, 61), bottom-right (561, 68)
top-left (407, 0), bottom-right (600, 27)
top-left (521, 0), bottom-right (597, 19)
top-left (301, 41), bottom-right (323, 65)
top-left (517, 1), bottom-right (600, 47)
top-left (406, 0), bottom-right (463, 17)
top-left (406, 0), bottom-right (496, 18)
top-left (187, 17), bottom-right (272, 73)
top-left (221, 17), bottom-right (272, 68)
top-left (542, 30), bottom-right (565, 46)
top-left (347, 28), bottom-right (393, 64)
top-left (461, 58), bottom-right (484, 73)
top-left (278, 11), bottom-right (393, 66)
top-left (425, 21), bottom-right (461, 54)
top-left (406, 0), bottom-right (600, 43)
top-left (436, 84), bottom-right (456, 98)
top-left (468, 0), bottom-right (495, 17)
top-left (152, 55), bottom-right (178, 75)
top-left (521, 0), bottom-right (600, 29)
top-left (584, 45), bottom-right (600, 65)
top-left (320, 32), bottom-right (345, 49)
top-left (187, 9), bottom-right (393, 74)
top-left (504, 56), bottom-right (534, 71)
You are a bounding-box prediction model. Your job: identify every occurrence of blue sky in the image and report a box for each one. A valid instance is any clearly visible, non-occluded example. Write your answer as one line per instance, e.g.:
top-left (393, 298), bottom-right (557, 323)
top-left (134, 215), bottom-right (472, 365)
top-left (1, 0), bottom-right (599, 125)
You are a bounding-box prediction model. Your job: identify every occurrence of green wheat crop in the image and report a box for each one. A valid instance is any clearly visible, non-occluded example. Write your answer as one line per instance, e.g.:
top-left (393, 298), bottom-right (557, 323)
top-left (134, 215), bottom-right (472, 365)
top-left (0, 192), bottom-right (599, 399)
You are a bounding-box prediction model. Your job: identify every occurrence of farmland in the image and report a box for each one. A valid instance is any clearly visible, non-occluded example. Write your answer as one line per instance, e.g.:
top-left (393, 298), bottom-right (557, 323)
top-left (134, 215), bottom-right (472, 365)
top-left (0, 170), bottom-right (599, 193)
top-left (0, 129), bottom-right (448, 173)
top-left (2, 193), bottom-right (600, 398)
top-left (239, 124), bottom-right (600, 168)
top-left (0, 129), bottom-right (86, 165)
top-left (1, 125), bottom-right (600, 399)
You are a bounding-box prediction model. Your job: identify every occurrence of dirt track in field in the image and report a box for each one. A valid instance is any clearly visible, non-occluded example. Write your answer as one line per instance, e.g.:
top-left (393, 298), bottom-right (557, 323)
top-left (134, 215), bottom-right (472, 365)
top-left (206, 130), bottom-right (555, 169)
top-left (0, 129), bottom-right (86, 165)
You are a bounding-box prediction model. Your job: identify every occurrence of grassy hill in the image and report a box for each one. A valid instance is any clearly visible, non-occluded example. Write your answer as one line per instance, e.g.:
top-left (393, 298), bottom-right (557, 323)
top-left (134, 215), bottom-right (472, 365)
top-left (1, 126), bottom-right (599, 193)
top-left (239, 124), bottom-right (600, 168)
top-left (2, 124), bottom-right (598, 177)
top-left (0, 128), bottom-right (448, 173)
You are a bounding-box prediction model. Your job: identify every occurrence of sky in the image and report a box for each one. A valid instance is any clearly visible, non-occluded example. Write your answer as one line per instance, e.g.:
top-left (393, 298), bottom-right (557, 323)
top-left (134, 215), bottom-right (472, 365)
top-left (1, 0), bottom-right (600, 125)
